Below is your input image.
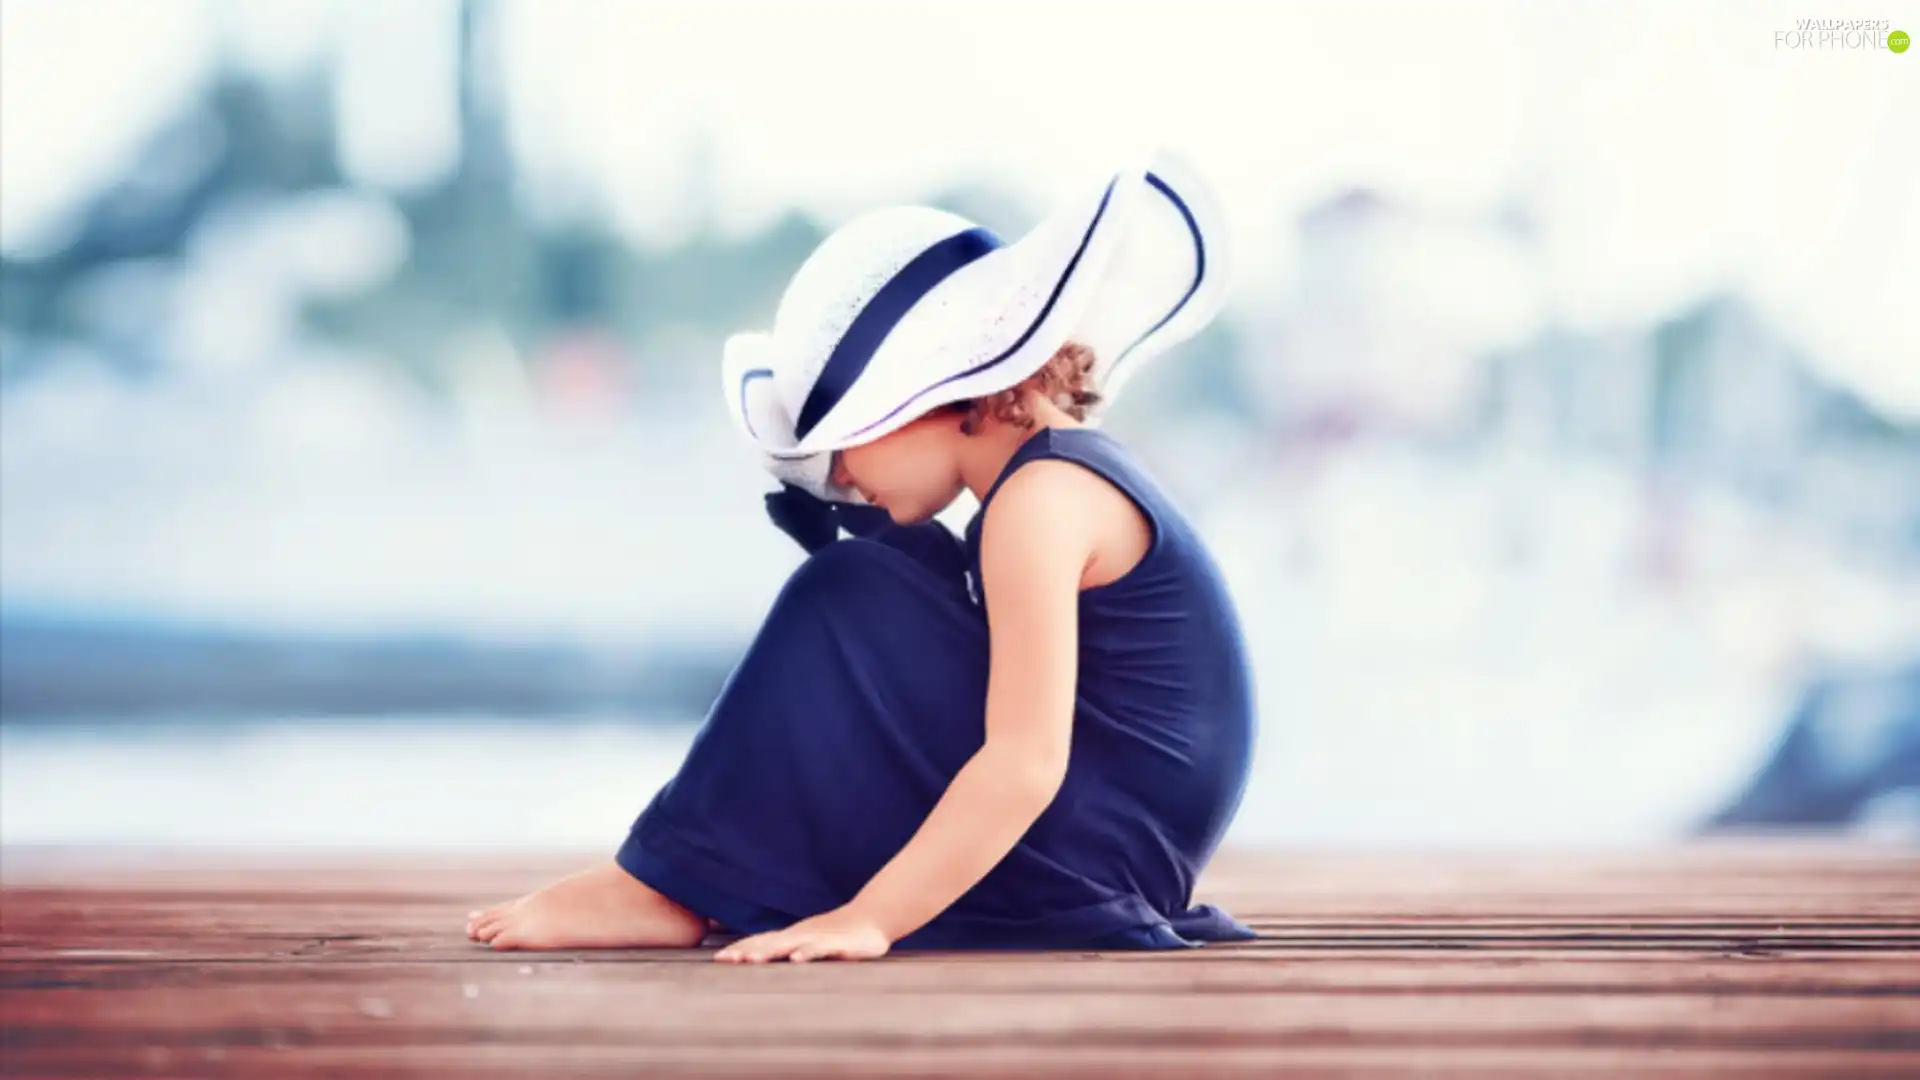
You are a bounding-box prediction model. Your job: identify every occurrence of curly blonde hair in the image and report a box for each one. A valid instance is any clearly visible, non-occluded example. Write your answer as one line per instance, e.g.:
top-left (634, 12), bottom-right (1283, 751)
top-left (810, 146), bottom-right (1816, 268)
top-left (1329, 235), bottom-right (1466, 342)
top-left (952, 341), bottom-right (1101, 435)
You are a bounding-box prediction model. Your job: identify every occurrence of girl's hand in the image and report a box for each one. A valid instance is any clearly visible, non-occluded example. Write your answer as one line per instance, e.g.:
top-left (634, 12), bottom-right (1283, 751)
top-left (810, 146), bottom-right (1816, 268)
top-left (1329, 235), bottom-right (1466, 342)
top-left (714, 906), bottom-right (892, 964)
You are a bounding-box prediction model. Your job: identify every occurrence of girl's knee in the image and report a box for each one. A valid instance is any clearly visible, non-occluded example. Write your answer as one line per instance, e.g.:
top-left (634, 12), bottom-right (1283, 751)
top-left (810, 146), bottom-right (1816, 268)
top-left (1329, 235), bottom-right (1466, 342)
top-left (868, 522), bottom-right (969, 584)
top-left (763, 538), bottom-right (984, 663)
top-left (785, 537), bottom-right (897, 597)
top-left (764, 539), bottom-right (907, 623)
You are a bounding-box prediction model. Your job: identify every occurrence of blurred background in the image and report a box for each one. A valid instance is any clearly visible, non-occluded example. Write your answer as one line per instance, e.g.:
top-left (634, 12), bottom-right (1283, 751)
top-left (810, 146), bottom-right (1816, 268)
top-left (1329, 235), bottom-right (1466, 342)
top-left (3, 0), bottom-right (1917, 852)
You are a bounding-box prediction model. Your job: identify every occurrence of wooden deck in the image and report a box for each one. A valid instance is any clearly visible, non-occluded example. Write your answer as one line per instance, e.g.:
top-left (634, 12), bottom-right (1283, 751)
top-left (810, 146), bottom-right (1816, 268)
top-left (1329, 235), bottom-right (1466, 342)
top-left (3, 842), bottom-right (1917, 1077)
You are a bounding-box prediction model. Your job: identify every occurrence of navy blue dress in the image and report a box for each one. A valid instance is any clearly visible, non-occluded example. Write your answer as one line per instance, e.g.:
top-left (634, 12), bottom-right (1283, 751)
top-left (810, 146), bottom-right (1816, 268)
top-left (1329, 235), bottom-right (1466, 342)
top-left (616, 427), bottom-right (1258, 949)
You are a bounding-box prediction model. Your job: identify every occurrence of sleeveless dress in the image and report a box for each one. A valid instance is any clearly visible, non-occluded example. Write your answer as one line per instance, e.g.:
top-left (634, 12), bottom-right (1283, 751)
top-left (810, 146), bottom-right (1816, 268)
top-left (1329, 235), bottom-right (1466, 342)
top-left (615, 426), bottom-right (1259, 949)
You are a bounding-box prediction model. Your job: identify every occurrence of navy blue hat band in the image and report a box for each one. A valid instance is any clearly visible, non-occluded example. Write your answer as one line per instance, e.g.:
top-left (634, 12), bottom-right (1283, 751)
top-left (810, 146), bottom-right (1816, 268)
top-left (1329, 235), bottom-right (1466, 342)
top-left (793, 226), bottom-right (1003, 441)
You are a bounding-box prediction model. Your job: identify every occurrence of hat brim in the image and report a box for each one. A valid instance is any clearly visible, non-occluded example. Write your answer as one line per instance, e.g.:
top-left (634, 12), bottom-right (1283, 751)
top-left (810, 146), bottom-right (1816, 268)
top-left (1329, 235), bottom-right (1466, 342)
top-left (726, 148), bottom-right (1230, 500)
top-left (720, 331), bottom-right (867, 503)
top-left (1071, 151), bottom-right (1233, 404)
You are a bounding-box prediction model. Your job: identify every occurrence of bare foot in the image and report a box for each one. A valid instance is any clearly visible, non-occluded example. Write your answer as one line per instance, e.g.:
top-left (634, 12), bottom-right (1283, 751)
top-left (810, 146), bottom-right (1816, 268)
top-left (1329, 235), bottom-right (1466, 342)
top-left (465, 860), bottom-right (708, 951)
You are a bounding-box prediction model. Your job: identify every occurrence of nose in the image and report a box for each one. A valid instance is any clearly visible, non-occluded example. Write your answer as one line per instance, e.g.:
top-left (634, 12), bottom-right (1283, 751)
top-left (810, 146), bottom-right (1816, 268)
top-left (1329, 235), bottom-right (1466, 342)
top-left (830, 454), bottom-right (879, 506)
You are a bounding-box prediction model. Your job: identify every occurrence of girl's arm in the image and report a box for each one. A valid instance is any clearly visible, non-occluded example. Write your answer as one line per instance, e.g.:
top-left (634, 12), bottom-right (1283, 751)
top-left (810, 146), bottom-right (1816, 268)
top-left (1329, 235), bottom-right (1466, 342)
top-left (715, 461), bottom-right (1097, 962)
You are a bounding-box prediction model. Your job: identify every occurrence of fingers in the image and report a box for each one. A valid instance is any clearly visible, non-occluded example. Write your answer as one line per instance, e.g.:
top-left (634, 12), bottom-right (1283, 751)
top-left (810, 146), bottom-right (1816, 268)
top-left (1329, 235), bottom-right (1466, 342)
top-left (714, 931), bottom-right (839, 964)
top-left (713, 925), bottom-right (884, 964)
top-left (715, 931), bottom-right (789, 964)
top-left (787, 944), bottom-right (856, 963)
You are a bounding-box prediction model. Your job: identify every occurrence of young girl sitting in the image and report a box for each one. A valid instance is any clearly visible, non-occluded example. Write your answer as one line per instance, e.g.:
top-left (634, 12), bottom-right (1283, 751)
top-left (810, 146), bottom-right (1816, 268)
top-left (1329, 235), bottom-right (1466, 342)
top-left (466, 150), bottom-right (1258, 961)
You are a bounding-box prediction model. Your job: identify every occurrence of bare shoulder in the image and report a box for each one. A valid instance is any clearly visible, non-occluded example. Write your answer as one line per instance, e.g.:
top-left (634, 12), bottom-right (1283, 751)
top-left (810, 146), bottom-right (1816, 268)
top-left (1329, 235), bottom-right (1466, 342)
top-left (982, 459), bottom-right (1103, 532)
top-left (982, 457), bottom-right (1150, 589)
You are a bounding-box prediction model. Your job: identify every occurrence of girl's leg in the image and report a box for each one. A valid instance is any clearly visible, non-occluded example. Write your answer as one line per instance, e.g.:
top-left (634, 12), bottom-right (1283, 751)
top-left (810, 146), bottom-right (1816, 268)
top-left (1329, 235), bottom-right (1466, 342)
top-left (465, 860), bottom-right (707, 950)
top-left (467, 527), bottom-right (979, 951)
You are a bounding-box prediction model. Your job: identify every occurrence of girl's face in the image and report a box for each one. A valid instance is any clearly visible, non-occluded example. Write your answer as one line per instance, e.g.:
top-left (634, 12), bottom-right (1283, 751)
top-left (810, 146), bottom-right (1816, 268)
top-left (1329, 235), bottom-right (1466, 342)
top-left (832, 413), bottom-right (967, 524)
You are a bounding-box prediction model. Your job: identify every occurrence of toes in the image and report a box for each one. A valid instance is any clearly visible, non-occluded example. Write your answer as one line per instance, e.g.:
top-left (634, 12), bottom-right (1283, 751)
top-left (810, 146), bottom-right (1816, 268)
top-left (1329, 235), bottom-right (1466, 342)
top-left (465, 909), bottom-right (497, 938)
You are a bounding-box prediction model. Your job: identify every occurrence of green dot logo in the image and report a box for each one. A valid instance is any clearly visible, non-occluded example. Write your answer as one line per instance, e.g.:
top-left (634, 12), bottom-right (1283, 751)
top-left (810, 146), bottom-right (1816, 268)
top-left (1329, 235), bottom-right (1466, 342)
top-left (1891, 29), bottom-right (1911, 53)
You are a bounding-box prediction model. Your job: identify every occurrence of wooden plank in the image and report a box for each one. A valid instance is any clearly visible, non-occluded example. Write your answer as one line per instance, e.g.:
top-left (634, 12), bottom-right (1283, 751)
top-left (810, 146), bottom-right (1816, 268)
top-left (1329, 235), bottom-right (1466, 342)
top-left (8, 954), bottom-right (1920, 993)
top-left (10, 1044), bottom-right (1920, 1080)
top-left (3, 843), bottom-right (1917, 1078)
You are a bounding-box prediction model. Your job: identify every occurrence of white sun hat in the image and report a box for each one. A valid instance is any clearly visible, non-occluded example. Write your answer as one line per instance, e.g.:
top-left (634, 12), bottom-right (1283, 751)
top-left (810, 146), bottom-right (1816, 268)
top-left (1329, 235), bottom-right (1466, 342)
top-left (721, 147), bottom-right (1232, 503)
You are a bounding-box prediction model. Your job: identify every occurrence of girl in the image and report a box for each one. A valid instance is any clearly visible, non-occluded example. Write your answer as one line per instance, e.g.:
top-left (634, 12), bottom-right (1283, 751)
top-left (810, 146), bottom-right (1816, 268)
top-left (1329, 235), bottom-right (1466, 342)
top-left (466, 151), bottom-right (1257, 961)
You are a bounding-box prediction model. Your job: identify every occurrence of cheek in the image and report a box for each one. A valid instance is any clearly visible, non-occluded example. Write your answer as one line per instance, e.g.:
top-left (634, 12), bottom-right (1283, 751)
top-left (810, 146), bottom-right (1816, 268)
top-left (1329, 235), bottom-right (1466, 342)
top-left (897, 461), bottom-right (962, 517)
top-left (922, 459), bottom-right (963, 499)
top-left (838, 446), bottom-right (893, 501)
top-left (844, 427), bottom-right (954, 504)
